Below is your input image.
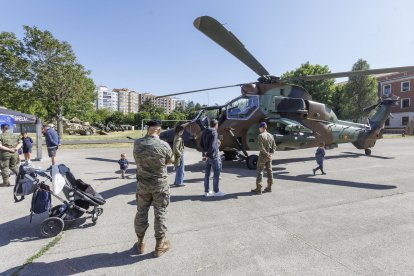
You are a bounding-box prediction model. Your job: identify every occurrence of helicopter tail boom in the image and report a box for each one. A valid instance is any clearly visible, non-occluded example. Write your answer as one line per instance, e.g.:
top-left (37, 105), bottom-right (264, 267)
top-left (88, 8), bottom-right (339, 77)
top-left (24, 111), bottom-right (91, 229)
top-left (352, 97), bottom-right (398, 150)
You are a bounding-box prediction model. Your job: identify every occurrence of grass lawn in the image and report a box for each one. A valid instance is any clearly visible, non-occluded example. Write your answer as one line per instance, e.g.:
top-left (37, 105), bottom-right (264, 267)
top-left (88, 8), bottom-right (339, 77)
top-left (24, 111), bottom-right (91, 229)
top-left (62, 130), bottom-right (145, 141)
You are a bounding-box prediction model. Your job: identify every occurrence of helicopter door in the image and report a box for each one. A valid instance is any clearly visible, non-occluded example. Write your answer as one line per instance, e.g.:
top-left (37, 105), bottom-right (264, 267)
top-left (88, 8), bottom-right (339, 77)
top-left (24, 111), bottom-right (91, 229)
top-left (227, 95), bottom-right (259, 120)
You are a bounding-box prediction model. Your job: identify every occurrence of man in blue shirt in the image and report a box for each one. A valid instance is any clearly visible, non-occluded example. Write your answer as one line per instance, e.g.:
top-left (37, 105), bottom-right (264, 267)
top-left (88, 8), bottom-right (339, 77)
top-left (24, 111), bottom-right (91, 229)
top-left (43, 124), bottom-right (61, 165)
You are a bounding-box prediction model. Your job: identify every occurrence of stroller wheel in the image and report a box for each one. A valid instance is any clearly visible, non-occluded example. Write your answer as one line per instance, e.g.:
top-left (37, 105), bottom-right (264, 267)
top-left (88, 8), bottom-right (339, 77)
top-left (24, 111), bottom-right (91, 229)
top-left (40, 217), bottom-right (64, 238)
top-left (96, 208), bottom-right (103, 216)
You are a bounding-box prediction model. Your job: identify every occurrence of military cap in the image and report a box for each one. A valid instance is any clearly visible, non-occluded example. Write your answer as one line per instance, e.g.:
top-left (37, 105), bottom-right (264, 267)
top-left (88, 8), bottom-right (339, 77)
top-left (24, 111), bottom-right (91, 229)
top-left (146, 120), bottom-right (162, 127)
top-left (259, 122), bottom-right (267, 128)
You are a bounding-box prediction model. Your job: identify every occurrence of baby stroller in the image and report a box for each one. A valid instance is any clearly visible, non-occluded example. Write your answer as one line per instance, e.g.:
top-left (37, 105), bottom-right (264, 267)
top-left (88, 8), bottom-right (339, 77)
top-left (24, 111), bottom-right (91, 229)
top-left (15, 163), bottom-right (106, 237)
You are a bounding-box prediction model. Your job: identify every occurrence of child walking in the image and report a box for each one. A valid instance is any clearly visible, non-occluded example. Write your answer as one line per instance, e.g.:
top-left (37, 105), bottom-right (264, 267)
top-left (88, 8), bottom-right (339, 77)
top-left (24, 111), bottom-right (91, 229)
top-left (313, 142), bottom-right (326, 175)
top-left (118, 153), bottom-right (129, 179)
top-left (21, 132), bottom-right (33, 163)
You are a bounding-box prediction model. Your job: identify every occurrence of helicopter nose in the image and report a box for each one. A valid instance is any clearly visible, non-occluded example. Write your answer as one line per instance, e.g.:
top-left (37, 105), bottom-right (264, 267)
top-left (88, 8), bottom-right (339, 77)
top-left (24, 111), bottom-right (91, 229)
top-left (159, 128), bottom-right (175, 143)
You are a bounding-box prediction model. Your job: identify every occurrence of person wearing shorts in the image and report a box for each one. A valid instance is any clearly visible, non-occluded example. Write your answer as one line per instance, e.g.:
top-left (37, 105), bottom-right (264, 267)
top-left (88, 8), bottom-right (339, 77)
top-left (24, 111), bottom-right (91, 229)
top-left (43, 124), bottom-right (61, 165)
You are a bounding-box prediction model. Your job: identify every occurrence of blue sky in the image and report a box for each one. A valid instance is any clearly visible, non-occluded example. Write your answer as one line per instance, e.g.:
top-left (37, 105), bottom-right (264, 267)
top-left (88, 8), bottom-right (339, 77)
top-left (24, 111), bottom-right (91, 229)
top-left (1, 0), bottom-right (414, 105)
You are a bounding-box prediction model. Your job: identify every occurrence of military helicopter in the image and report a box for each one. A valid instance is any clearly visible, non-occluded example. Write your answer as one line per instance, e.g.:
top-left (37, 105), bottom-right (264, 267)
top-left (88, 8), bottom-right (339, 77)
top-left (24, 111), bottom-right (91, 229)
top-left (159, 16), bottom-right (414, 169)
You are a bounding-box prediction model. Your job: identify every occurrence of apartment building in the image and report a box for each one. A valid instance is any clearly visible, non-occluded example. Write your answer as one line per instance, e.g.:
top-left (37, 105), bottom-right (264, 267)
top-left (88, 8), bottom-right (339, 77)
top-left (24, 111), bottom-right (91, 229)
top-left (377, 71), bottom-right (414, 129)
top-left (113, 88), bottom-right (140, 114)
top-left (96, 85), bottom-right (118, 111)
top-left (97, 86), bottom-right (183, 114)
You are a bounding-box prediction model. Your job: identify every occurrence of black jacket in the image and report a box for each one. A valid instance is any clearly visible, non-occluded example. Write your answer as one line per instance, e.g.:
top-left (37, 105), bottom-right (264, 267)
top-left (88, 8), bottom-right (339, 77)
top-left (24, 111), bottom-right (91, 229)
top-left (200, 128), bottom-right (219, 159)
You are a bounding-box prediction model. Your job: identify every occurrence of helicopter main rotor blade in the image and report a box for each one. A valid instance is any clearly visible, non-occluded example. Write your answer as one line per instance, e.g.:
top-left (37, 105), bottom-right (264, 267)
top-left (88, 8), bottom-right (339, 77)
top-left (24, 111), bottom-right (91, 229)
top-left (155, 83), bottom-right (251, 99)
top-left (285, 66), bottom-right (414, 81)
top-left (194, 16), bottom-right (270, 77)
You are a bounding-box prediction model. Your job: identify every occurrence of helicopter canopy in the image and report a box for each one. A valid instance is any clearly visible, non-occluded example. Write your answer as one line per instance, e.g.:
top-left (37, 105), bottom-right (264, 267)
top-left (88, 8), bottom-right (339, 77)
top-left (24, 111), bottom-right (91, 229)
top-left (227, 95), bottom-right (259, 120)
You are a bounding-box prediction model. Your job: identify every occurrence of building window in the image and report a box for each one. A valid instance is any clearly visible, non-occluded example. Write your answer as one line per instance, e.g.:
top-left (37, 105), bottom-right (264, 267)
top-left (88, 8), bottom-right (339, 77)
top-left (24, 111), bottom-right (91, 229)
top-left (402, 98), bottom-right (410, 108)
top-left (383, 84), bottom-right (391, 96)
top-left (402, 117), bottom-right (409, 126)
top-left (401, 81), bottom-right (410, 92)
top-left (385, 118), bottom-right (390, 126)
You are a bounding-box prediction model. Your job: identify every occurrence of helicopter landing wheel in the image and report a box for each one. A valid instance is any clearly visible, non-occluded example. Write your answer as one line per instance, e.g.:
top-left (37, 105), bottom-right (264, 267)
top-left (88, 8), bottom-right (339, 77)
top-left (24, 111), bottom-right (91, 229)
top-left (246, 155), bottom-right (258, 170)
top-left (365, 149), bottom-right (372, 156)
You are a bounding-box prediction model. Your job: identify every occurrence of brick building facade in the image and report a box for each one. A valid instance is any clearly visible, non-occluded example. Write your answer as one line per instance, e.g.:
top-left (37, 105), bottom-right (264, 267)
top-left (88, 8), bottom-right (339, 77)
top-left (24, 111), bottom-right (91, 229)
top-left (377, 72), bottom-right (414, 129)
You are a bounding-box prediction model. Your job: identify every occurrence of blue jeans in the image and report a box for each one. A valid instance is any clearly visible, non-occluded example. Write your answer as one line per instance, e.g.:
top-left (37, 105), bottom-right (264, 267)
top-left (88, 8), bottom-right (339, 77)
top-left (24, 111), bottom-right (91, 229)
top-left (204, 157), bottom-right (221, 193)
top-left (174, 154), bottom-right (185, 185)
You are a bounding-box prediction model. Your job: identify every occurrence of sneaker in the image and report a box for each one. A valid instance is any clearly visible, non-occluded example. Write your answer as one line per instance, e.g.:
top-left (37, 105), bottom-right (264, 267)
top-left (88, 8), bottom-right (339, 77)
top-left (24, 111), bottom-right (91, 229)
top-left (213, 191), bottom-right (226, 197)
top-left (204, 191), bottom-right (214, 197)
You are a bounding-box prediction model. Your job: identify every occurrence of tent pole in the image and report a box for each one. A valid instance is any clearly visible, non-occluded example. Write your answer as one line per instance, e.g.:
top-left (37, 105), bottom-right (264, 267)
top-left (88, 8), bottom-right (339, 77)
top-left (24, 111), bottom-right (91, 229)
top-left (35, 118), bottom-right (42, 161)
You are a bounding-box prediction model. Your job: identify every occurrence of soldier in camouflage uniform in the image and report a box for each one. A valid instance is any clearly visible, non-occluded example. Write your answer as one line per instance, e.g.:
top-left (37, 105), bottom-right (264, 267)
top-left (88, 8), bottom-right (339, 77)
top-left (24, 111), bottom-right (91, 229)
top-left (251, 122), bottom-right (277, 194)
top-left (0, 124), bottom-right (22, 187)
top-left (133, 120), bottom-right (174, 257)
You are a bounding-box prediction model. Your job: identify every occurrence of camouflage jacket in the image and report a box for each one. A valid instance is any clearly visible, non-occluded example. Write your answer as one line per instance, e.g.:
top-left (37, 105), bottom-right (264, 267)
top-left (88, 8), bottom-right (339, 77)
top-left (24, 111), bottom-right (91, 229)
top-left (172, 135), bottom-right (184, 167)
top-left (0, 132), bottom-right (20, 155)
top-left (258, 131), bottom-right (277, 158)
top-left (133, 135), bottom-right (174, 187)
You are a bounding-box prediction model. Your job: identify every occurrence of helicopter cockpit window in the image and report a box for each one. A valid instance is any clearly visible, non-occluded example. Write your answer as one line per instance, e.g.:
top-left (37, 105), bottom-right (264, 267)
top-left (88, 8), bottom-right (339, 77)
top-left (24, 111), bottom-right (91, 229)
top-left (227, 95), bottom-right (259, 120)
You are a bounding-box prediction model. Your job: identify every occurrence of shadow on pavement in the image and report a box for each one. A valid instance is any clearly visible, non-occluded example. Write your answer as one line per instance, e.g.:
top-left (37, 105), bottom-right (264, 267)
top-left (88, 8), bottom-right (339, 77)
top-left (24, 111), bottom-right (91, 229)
top-left (276, 173), bottom-right (397, 190)
top-left (99, 181), bottom-right (136, 200)
top-left (2, 245), bottom-right (153, 276)
top-left (0, 213), bottom-right (47, 247)
top-left (127, 191), bottom-right (255, 206)
top-left (340, 151), bottom-right (394, 160)
top-left (86, 157), bottom-right (136, 165)
top-left (273, 152), bottom-right (394, 166)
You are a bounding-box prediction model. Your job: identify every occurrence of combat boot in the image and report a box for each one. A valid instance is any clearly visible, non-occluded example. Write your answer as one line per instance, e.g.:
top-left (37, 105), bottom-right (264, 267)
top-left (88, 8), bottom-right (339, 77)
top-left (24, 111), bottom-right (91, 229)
top-left (0, 177), bottom-right (10, 187)
top-left (136, 236), bottom-right (145, 254)
top-left (263, 187), bottom-right (272, 193)
top-left (154, 237), bottom-right (171, 257)
top-left (250, 184), bottom-right (262, 194)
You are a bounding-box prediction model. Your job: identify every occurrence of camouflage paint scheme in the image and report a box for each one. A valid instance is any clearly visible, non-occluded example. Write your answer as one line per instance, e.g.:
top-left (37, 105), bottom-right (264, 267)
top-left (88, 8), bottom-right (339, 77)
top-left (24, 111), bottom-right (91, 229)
top-left (158, 15), bottom-right (399, 168)
top-left (160, 82), bottom-right (394, 156)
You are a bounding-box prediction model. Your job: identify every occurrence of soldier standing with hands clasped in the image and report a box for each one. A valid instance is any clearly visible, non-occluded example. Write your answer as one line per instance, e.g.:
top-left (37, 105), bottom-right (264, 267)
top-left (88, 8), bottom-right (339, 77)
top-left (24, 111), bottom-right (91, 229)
top-left (0, 124), bottom-right (22, 187)
top-left (251, 122), bottom-right (277, 194)
top-left (133, 120), bottom-right (174, 257)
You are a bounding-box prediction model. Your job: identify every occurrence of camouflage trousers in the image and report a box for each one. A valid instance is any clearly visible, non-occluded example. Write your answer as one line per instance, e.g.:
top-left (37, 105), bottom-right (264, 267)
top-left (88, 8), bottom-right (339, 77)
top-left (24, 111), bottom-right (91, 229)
top-left (134, 183), bottom-right (170, 239)
top-left (256, 156), bottom-right (273, 188)
top-left (0, 152), bottom-right (18, 179)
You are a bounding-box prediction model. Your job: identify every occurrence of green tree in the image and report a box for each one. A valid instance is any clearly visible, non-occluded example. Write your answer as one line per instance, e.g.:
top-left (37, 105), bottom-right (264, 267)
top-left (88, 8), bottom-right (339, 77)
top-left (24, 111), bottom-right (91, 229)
top-left (0, 31), bottom-right (45, 116)
top-left (24, 26), bottom-right (95, 136)
top-left (89, 108), bottom-right (113, 124)
top-left (194, 103), bottom-right (202, 110)
top-left (105, 111), bottom-right (125, 125)
top-left (342, 59), bottom-right (378, 122)
top-left (140, 99), bottom-right (164, 118)
top-left (331, 83), bottom-right (347, 119)
top-left (281, 62), bottom-right (335, 106)
top-left (185, 101), bottom-right (195, 112)
top-left (134, 111), bottom-right (151, 129)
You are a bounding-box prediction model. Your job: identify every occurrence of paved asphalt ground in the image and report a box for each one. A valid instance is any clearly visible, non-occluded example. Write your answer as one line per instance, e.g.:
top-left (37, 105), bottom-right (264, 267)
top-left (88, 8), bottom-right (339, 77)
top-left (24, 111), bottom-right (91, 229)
top-left (1, 137), bottom-right (413, 275)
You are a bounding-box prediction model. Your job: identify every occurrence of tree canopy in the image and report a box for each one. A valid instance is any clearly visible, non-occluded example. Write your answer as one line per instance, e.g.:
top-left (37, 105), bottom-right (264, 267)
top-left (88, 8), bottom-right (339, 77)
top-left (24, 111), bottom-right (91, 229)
top-left (0, 26), bottom-right (96, 136)
top-left (281, 62), bottom-right (336, 106)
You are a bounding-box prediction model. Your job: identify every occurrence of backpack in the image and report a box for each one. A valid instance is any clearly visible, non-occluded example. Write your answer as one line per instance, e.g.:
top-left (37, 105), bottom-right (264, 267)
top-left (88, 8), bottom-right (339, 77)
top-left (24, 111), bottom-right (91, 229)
top-left (14, 165), bottom-right (38, 202)
top-left (30, 183), bottom-right (51, 222)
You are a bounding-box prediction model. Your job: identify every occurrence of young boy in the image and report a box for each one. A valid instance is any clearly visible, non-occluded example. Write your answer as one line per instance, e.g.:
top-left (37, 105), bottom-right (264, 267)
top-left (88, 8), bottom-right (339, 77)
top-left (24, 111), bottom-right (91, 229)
top-left (313, 142), bottom-right (326, 175)
top-left (21, 132), bottom-right (33, 163)
top-left (118, 153), bottom-right (129, 179)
